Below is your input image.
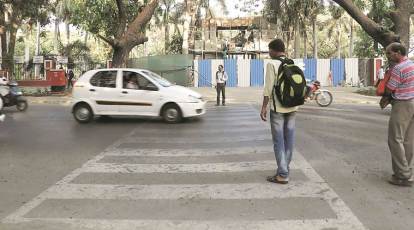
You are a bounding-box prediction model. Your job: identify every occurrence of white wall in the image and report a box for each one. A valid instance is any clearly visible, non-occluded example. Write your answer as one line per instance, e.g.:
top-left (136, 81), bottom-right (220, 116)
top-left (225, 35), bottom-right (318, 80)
top-left (345, 58), bottom-right (359, 86)
top-left (237, 59), bottom-right (251, 87)
top-left (317, 59), bottom-right (331, 86)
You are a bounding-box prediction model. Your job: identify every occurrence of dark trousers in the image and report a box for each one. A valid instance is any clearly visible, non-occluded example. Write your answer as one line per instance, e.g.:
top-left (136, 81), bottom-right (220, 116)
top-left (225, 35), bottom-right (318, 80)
top-left (67, 78), bottom-right (73, 89)
top-left (216, 83), bottom-right (226, 105)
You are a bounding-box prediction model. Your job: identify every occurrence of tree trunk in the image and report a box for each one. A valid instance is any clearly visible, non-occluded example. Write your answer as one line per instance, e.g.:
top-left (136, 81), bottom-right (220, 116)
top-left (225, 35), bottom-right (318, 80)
top-left (164, 7), bottom-right (170, 54)
top-left (337, 25), bottom-right (341, 58)
top-left (303, 31), bottom-right (307, 59)
top-left (182, 0), bottom-right (200, 55)
top-left (54, 19), bottom-right (59, 54)
top-left (0, 7), bottom-right (5, 69)
top-left (294, 21), bottom-right (300, 58)
top-left (112, 45), bottom-right (132, 68)
top-left (4, 16), bottom-right (18, 77)
top-left (65, 21), bottom-right (70, 45)
top-left (35, 21), bottom-right (41, 78)
top-left (24, 29), bottom-right (30, 79)
top-left (84, 31), bottom-right (88, 45)
top-left (164, 24), bottom-right (170, 54)
top-left (389, 0), bottom-right (411, 48)
top-left (332, 0), bottom-right (410, 48)
top-left (312, 19), bottom-right (318, 58)
top-left (182, 13), bottom-right (190, 54)
top-left (349, 18), bottom-right (353, 57)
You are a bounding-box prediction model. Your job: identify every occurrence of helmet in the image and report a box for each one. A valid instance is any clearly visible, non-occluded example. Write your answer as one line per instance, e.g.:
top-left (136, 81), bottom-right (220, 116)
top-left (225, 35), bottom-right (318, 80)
top-left (313, 80), bottom-right (321, 86)
top-left (0, 77), bottom-right (8, 85)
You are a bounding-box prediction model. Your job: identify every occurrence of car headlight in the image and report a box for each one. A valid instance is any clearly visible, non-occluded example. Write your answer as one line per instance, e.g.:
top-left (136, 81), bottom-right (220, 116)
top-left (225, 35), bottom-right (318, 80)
top-left (188, 94), bottom-right (201, 103)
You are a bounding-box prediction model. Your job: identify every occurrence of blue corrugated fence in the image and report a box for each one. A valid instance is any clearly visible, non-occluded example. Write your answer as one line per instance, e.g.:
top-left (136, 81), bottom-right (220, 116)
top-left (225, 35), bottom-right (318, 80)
top-left (250, 59), bottom-right (264, 86)
top-left (198, 60), bottom-right (212, 87)
top-left (330, 59), bottom-right (345, 86)
top-left (224, 59), bottom-right (237, 87)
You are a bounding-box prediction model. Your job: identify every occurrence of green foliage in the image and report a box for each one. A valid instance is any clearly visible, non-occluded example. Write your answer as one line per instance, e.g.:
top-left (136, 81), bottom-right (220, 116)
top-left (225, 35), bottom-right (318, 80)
top-left (69, 0), bottom-right (144, 39)
top-left (167, 33), bottom-right (183, 54)
top-left (3, 0), bottom-right (51, 25)
top-left (354, 27), bottom-right (384, 58)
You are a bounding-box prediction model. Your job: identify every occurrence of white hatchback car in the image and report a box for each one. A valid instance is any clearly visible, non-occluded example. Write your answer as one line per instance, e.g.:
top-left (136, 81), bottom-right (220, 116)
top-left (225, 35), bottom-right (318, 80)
top-left (71, 68), bottom-right (206, 123)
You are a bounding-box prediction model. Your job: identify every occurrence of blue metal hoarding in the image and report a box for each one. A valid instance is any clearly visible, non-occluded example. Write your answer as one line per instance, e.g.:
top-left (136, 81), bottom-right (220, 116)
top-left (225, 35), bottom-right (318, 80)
top-left (224, 59), bottom-right (237, 87)
top-left (198, 60), bottom-right (212, 87)
top-left (250, 59), bottom-right (264, 86)
top-left (330, 59), bottom-right (345, 86)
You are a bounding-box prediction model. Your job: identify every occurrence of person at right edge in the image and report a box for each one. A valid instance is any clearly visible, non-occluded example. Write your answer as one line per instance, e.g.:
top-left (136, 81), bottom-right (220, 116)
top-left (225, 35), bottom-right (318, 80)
top-left (260, 39), bottom-right (299, 184)
top-left (380, 42), bottom-right (414, 187)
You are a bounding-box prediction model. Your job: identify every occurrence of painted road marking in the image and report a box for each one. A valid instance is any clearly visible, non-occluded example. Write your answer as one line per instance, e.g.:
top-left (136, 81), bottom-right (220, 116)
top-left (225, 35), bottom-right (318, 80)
top-left (2, 105), bottom-right (367, 230)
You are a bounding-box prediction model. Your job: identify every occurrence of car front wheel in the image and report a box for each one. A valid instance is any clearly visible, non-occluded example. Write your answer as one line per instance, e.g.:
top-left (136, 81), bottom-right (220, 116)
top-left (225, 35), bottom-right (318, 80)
top-left (162, 104), bottom-right (182, 124)
top-left (73, 104), bottom-right (93, 123)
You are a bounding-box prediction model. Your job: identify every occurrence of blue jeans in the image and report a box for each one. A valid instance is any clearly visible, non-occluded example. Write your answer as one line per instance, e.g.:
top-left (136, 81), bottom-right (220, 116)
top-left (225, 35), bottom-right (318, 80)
top-left (269, 110), bottom-right (296, 178)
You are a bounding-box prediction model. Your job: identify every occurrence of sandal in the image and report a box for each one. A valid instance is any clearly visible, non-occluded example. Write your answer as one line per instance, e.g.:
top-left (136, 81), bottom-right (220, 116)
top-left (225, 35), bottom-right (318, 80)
top-left (266, 175), bottom-right (289, 184)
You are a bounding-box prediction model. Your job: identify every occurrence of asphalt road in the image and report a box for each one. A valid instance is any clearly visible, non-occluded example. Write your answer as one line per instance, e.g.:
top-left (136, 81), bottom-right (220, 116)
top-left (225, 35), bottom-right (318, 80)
top-left (0, 102), bottom-right (412, 230)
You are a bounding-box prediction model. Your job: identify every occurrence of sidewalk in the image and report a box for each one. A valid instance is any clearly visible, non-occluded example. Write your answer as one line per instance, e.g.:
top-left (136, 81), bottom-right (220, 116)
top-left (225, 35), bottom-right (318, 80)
top-left (26, 87), bottom-right (380, 106)
top-left (191, 87), bottom-right (380, 105)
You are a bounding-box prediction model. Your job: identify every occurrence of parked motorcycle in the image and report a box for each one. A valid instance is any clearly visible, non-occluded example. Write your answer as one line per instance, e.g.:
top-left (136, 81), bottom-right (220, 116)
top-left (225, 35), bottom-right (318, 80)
top-left (306, 79), bottom-right (333, 107)
top-left (0, 80), bottom-right (28, 111)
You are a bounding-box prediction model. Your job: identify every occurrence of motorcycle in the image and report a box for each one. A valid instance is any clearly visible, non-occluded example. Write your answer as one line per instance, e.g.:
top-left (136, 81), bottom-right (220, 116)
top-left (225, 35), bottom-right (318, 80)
top-left (0, 80), bottom-right (28, 111)
top-left (306, 79), bottom-right (333, 107)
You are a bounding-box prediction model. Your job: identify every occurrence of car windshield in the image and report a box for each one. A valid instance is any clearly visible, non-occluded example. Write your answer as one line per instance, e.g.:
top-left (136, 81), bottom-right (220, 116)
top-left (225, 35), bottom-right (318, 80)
top-left (143, 71), bottom-right (172, 87)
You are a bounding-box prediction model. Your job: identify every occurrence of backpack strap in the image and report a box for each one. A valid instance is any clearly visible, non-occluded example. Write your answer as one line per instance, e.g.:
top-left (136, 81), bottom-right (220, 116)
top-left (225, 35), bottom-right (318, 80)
top-left (271, 63), bottom-right (278, 112)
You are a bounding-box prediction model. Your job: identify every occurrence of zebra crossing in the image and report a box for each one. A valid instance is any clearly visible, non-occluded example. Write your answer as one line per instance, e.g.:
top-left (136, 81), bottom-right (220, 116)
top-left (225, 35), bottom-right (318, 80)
top-left (2, 104), bottom-right (367, 230)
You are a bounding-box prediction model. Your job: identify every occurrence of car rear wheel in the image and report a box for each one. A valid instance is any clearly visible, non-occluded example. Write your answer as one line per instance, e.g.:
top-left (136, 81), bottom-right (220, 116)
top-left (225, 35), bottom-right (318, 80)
top-left (73, 104), bottom-right (93, 123)
top-left (162, 104), bottom-right (182, 124)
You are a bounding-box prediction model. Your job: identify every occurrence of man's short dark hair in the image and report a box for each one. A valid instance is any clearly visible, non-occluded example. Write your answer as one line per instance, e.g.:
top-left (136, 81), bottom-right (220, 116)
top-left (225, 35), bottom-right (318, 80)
top-left (387, 42), bottom-right (407, 56)
top-left (268, 39), bottom-right (285, 52)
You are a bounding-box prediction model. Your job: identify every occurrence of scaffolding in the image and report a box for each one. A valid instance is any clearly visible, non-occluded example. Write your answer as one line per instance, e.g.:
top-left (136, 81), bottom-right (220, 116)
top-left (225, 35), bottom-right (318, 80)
top-left (189, 17), bottom-right (278, 59)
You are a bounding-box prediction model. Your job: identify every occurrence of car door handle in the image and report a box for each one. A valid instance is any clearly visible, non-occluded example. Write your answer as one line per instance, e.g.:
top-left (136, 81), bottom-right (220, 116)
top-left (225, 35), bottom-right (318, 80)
top-left (89, 89), bottom-right (96, 92)
top-left (122, 91), bottom-right (128, 94)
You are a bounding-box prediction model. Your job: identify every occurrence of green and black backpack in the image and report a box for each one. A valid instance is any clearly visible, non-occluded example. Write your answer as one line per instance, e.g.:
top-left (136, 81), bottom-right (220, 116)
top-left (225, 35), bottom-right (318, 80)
top-left (272, 57), bottom-right (307, 110)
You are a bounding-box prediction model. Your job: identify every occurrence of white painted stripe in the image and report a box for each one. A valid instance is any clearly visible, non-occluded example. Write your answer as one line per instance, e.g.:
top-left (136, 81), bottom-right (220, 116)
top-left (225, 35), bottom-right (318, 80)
top-left (43, 182), bottom-right (328, 200)
top-left (1, 130), bottom-right (137, 224)
top-left (121, 135), bottom-right (271, 144)
top-left (3, 104), bottom-right (367, 230)
top-left (103, 147), bottom-right (273, 157)
top-left (291, 152), bottom-right (366, 229)
top-left (80, 161), bottom-right (294, 174)
top-left (130, 127), bottom-right (267, 135)
top-left (5, 218), bottom-right (366, 230)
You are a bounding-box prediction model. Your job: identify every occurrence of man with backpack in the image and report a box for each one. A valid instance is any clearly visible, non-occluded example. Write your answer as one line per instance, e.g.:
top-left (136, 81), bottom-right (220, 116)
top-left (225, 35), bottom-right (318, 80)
top-left (260, 38), bottom-right (307, 184)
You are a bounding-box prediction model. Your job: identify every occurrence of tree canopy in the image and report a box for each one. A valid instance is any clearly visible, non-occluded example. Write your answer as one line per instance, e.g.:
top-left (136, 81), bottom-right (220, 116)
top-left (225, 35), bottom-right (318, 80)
top-left (68, 0), bottom-right (159, 67)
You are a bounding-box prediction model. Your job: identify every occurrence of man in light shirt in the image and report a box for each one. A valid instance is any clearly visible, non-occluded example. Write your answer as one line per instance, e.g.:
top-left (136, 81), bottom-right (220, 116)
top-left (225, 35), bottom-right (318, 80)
top-left (215, 65), bottom-right (228, 106)
top-left (260, 39), bottom-right (299, 184)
